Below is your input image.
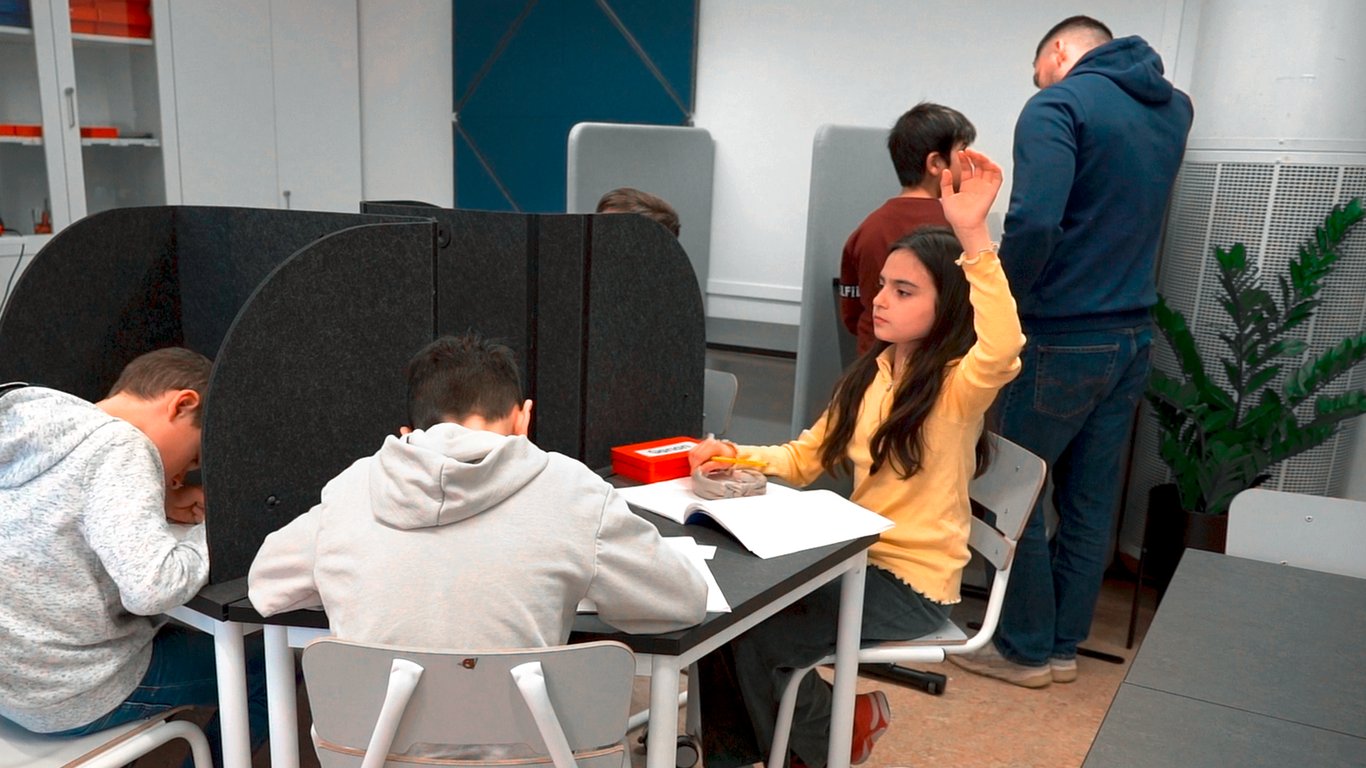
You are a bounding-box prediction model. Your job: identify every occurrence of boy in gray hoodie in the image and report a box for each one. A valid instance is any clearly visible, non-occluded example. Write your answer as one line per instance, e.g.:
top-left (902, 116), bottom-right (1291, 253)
top-left (0, 347), bottom-right (268, 766)
top-left (248, 333), bottom-right (708, 648)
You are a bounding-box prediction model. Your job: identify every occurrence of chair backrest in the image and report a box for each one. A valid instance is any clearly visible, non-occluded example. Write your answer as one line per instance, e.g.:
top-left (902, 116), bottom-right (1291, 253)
top-left (967, 434), bottom-right (1047, 571)
top-left (1227, 488), bottom-right (1366, 579)
top-left (566, 122), bottom-right (714, 309)
top-left (703, 368), bottom-right (739, 437)
top-left (302, 638), bottom-right (636, 768)
top-left (791, 125), bottom-right (900, 438)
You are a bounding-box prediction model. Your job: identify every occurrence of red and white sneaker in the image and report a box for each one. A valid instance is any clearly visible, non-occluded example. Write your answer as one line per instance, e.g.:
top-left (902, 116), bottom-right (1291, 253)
top-left (849, 690), bottom-right (891, 765)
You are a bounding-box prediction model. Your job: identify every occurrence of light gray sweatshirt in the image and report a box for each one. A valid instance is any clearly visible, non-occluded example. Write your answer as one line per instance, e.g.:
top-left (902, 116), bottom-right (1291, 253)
top-left (248, 422), bottom-right (707, 647)
top-left (0, 388), bottom-right (209, 732)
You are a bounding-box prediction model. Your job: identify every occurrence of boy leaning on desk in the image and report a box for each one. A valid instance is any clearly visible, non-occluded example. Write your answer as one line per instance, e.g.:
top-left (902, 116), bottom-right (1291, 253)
top-left (247, 333), bottom-right (708, 646)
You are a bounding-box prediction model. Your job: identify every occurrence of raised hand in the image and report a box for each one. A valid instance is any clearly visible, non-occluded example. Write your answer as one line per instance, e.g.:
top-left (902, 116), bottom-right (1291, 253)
top-left (940, 149), bottom-right (1003, 250)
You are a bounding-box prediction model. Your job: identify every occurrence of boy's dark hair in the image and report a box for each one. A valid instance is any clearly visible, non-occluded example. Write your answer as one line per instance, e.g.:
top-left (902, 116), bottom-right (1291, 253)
top-left (596, 187), bottom-right (681, 237)
top-left (887, 103), bottom-right (977, 188)
top-left (107, 347), bottom-right (213, 425)
top-left (1035, 15), bottom-right (1113, 58)
top-left (405, 334), bottom-right (523, 431)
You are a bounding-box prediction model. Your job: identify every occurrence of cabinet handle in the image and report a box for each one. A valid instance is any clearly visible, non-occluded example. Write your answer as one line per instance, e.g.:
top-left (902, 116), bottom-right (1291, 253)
top-left (64, 87), bottom-right (75, 129)
top-left (282, 189), bottom-right (291, 209)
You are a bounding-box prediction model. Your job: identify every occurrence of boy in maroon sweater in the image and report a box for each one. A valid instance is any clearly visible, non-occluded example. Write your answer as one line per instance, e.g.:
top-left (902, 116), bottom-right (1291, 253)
top-left (839, 103), bottom-right (976, 354)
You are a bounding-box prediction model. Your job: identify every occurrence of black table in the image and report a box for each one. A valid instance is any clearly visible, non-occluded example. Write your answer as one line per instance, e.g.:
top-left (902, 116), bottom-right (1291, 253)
top-left (1084, 549), bottom-right (1366, 767)
top-left (196, 510), bottom-right (879, 768)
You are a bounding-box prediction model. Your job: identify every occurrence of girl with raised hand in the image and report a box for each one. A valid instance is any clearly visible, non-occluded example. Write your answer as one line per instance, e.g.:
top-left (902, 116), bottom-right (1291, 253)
top-left (691, 149), bottom-right (1025, 768)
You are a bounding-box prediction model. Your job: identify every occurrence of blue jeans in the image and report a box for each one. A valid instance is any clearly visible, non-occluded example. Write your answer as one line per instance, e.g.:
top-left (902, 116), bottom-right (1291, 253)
top-left (993, 324), bottom-right (1152, 666)
top-left (48, 625), bottom-right (269, 768)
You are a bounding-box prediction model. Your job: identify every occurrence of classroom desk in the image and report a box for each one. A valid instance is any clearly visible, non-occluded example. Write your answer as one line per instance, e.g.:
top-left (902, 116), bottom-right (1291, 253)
top-left (165, 582), bottom-right (261, 768)
top-left (180, 512), bottom-right (876, 768)
top-left (1083, 549), bottom-right (1366, 768)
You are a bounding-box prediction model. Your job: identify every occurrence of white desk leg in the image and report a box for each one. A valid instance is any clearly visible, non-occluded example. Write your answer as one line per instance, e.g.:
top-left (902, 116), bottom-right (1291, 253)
top-left (826, 552), bottom-right (868, 768)
top-left (213, 621), bottom-right (253, 768)
top-left (645, 656), bottom-right (683, 768)
top-left (264, 625), bottom-right (300, 768)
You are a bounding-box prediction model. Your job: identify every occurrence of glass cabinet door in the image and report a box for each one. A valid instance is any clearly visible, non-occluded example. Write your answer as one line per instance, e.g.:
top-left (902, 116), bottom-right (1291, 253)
top-left (1, 0), bottom-right (176, 236)
top-left (0, 4), bottom-right (57, 239)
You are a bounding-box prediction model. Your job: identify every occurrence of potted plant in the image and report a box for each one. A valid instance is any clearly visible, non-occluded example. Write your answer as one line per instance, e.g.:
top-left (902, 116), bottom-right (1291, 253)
top-left (1145, 197), bottom-right (1366, 552)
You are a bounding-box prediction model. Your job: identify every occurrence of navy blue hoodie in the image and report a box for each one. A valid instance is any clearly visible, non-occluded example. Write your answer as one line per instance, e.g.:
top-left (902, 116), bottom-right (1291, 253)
top-left (1000, 36), bottom-right (1193, 332)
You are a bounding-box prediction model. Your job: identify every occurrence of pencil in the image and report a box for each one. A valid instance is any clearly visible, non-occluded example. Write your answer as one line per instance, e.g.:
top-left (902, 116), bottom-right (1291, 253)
top-left (708, 456), bottom-right (767, 468)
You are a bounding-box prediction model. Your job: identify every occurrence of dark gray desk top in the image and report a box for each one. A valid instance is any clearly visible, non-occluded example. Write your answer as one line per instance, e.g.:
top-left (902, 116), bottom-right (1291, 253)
top-left (1125, 549), bottom-right (1366, 738)
top-left (1083, 685), bottom-right (1366, 768)
top-left (219, 509), bottom-right (878, 657)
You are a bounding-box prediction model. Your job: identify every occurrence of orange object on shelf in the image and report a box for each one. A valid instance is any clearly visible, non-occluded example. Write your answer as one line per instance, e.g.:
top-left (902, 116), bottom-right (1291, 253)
top-left (9, 124), bottom-right (42, 137)
top-left (80, 125), bottom-right (119, 139)
top-left (69, 2), bottom-right (98, 33)
top-left (0, 125), bottom-right (15, 136)
top-left (97, 0), bottom-right (151, 38)
top-left (610, 436), bottom-right (700, 484)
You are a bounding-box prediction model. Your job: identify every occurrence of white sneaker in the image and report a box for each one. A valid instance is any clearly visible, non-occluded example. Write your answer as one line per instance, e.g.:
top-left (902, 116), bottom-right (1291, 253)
top-left (1049, 656), bottom-right (1078, 683)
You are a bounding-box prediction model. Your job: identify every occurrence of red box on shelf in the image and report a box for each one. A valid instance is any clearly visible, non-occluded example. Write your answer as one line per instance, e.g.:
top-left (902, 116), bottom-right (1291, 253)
top-left (9, 124), bottom-right (42, 137)
top-left (0, 125), bottom-right (14, 136)
top-left (610, 436), bottom-right (699, 484)
top-left (96, 0), bottom-right (151, 38)
top-left (80, 125), bottom-right (119, 139)
top-left (69, 2), bottom-right (98, 33)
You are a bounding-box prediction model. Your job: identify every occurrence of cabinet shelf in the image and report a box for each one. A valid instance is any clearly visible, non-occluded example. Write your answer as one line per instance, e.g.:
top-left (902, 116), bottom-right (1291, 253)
top-left (80, 136), bottom-right (160, 147)
top-left (71, 32), bottom-right (153, 47)
top-left (0, 25), bottom-right (34, 39)
top-left (0, 136), bottom-right (43, 146)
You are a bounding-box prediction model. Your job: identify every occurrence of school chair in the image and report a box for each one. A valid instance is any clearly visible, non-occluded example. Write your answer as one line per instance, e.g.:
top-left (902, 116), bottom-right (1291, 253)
top-left (1227, 488), bottom-right (1366, 579)
top-left (301, 638), bottom-right (637, 768)
top-left (703, 368), bottom-right (739, 437)
top-left (765, 434), bottom-right (1046, 768)
top-left (0, 707), bottom-right (212, 768)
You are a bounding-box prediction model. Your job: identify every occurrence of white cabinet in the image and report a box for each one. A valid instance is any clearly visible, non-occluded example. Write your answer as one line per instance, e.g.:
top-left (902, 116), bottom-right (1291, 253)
top-left (168, 0), bottom-right (362, 212)
top-left (0, 0), bottom-right (178, 248)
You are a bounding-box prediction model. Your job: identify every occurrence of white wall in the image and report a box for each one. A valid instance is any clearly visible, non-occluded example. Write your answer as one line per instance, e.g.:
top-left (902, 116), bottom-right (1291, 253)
top-left (357, 0), bottom-right (453, 206)
top-left (692, 0), bottom-right (1190, 325)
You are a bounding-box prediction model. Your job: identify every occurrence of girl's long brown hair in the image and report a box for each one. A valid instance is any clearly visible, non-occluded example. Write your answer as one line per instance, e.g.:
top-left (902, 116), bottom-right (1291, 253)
top-left (818, 227), bottom-right (992, 479)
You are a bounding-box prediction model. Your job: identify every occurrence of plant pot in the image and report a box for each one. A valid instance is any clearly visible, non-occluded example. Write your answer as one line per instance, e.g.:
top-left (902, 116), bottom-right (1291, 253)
top-left (1182, 510), bottom-right (1228, 553)
top-left (1140, 483), bottom-right (1229, 590)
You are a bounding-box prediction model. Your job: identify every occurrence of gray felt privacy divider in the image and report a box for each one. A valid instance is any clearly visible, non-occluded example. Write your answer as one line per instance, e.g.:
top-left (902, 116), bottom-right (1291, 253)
top-left (364, 202), bottom-right (705, 472)
top-left (791, 125), bottom-right (901, 437)
top-left (566, 122), bottom-right (714, 307)
top-left (2, 203), bottom-right (701, 583)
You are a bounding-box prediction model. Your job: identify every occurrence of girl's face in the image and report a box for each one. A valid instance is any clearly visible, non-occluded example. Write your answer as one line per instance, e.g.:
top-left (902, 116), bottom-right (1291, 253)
top-left (872, 248), bottom-right (939, 352)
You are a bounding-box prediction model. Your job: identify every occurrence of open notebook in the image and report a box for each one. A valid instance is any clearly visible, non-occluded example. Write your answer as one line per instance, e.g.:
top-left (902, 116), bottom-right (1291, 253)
top-left (617, 478), bottom-right (892, 559)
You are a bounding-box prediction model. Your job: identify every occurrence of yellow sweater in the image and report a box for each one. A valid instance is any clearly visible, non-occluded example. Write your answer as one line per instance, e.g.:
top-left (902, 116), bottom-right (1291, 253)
top-left (739, 253), bottom-right (1024, 603)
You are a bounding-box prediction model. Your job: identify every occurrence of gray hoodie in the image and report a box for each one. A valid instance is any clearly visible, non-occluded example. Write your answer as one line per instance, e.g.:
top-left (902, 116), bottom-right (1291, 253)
top-left (248, 422), bottom-right (707, 647)
top-left (0, 387), bottom-right (209, 732)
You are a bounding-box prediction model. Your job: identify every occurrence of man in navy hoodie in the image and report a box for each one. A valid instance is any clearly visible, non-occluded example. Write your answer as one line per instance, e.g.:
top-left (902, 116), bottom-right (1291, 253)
top-left (950, 16), bottom-right (1192, 688)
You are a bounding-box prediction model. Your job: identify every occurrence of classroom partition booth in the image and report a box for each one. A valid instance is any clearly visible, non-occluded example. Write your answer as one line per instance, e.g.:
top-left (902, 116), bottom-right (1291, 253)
top-left (0, 204), bottom-right (707, 768)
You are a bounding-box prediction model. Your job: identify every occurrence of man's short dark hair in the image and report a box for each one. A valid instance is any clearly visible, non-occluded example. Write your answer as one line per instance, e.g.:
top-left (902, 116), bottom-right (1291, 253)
top-left (1036, 15), bottom-right (1113, 59)
top-left (107, 347), bottom-right (213, 425)
top-left (595, 187), bottom-right (681, 237)
top-left (887, 103), bottom-right (977, 188)
top-left (405, 334), bottom-right (523, 431)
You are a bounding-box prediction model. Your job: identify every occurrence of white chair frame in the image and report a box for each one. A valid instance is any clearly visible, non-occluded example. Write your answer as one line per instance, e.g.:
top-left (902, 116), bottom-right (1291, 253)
top-left (766, 434), bottom-right (1045, 768)
top-left (0, 706), bottom-right (212, 768)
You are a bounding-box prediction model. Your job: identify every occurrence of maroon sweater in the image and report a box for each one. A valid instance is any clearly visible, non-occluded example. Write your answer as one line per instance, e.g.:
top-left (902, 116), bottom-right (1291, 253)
top-left (839, 196), bottom-right (948, 354)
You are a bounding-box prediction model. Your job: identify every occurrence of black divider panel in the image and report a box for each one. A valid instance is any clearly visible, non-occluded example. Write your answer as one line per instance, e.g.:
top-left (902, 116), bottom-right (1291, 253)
top-left (581, 214), bottom-right (703, 468)
top-left (535, 215), bottom-right (589, 459)
top-left (0, 208), bottom-right (180, 400)
top-left (175, 207), bottom-right (424, 356)
top-left (201, 222), bottom-right (435, 582)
